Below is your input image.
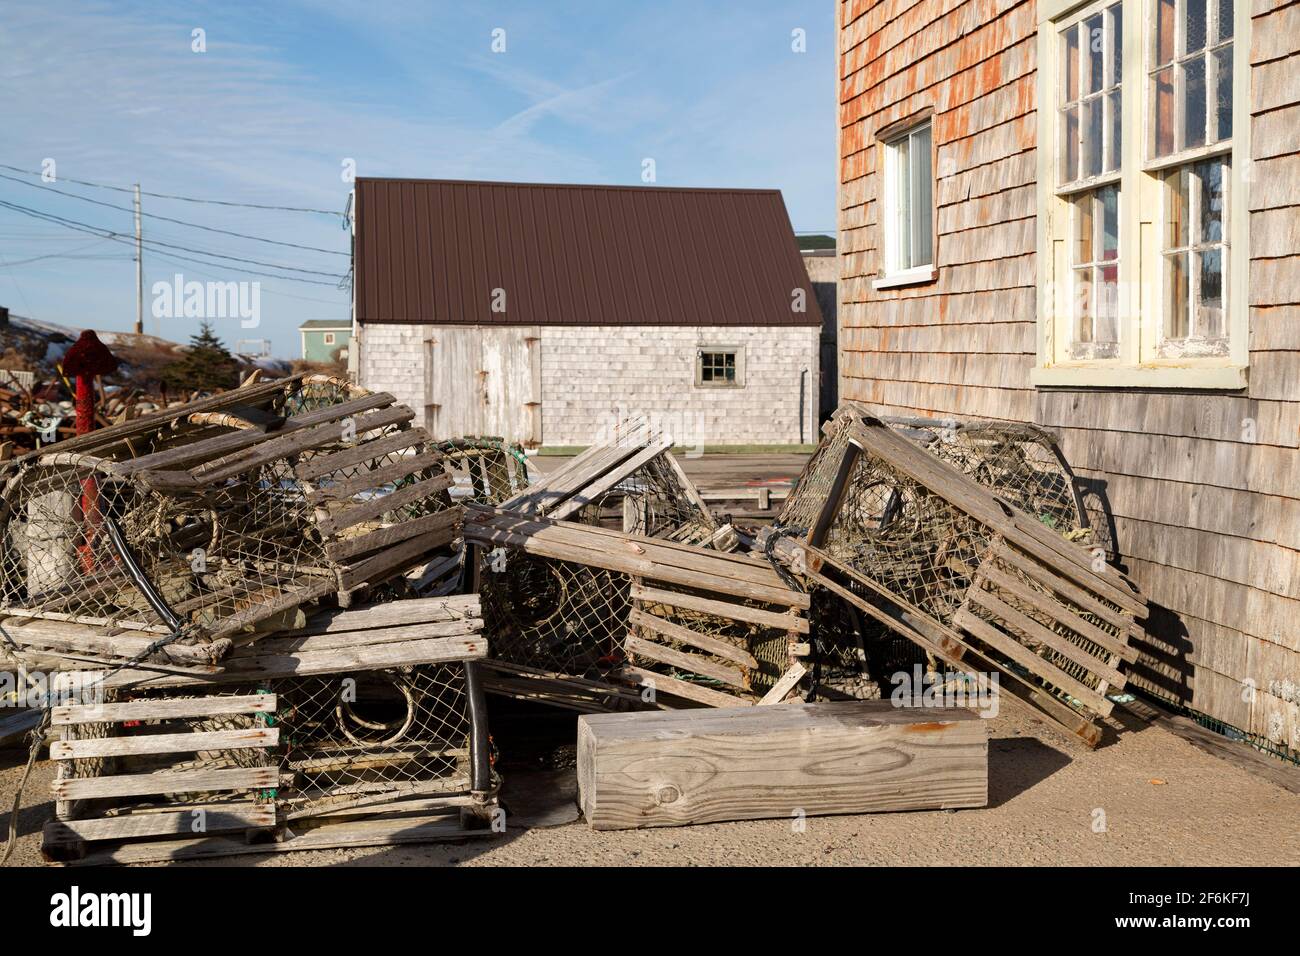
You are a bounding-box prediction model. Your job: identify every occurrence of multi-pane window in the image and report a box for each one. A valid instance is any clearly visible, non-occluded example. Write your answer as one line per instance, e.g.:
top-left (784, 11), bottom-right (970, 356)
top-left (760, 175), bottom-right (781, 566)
top-left (1069, 185), bottom-right (1121, 358)
top-left (696, 349), bottom-right (740, 387)
top-left (1150, 0), bottom-right (1233, 159)
top-left (1160, 157), bottom-right (1229, 355)
top-left (883, 121), bottom-right (934, 274)
top-left (1059, 1), bottom-right (1124, 185)
top-left (1036, 0), bottom-right (1246, 386)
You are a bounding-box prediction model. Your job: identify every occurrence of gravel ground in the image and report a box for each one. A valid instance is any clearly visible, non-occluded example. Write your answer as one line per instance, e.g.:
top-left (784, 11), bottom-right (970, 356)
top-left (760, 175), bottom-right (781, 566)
top-left (4, 701), bottom-right (1298, 868)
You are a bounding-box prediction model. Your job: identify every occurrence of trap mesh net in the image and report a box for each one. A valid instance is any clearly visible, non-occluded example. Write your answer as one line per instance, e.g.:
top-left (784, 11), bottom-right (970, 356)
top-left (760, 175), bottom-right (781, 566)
top-left (883, 417), bottom-right (1088, 538)
top-left (821, 450), bottom-right (993, 629)
top-left (478, 548), bottom-right (631, 684)
top-left (273, 664), bottom-right (478, 815)
top-left (0, 458), bottom-right (332, 649)
top-left (569, 453), bottom-right (720, 546)
top-left (435, 438), bottom-right (529, 505)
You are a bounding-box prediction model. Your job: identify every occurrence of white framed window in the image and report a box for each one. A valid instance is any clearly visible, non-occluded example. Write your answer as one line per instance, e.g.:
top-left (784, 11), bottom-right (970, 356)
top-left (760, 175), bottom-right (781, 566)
top-left (1034, 0), bottom-right (1248, 389)
top-left (876, 120), bottom-right (935, 288)
top-left (695, 347), bottom-right (744, 388)
top-left (323, 332), bottom-right (336, 345)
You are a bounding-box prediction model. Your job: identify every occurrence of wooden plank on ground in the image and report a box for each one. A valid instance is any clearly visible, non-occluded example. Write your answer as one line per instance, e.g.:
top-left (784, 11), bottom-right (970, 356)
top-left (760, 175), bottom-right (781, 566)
top-left (577, 700), bottom-right (988, 829)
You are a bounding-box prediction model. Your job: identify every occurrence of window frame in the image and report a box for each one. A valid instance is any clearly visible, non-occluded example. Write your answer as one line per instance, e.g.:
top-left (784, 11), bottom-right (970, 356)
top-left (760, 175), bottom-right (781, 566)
top-left (1034, 0), bottom-right (1249, 389)
top-left (694, 347), bottom-right (744, 388)
top-left (875, 117), bottom-right (937, 289)
top-left (323, 331), bottom-right (336, 345)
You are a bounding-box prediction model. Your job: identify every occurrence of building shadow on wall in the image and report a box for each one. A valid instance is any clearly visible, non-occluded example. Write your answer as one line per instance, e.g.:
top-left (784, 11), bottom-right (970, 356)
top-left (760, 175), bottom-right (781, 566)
top-left (1075, 475), bottom-right (1193, 710)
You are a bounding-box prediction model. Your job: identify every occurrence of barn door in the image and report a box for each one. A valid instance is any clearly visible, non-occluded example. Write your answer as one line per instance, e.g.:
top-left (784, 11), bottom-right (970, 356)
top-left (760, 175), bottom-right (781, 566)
top-left (425, 326), bottom-right (541, 446)
top-left (480, 326), bottom-right (541, 448)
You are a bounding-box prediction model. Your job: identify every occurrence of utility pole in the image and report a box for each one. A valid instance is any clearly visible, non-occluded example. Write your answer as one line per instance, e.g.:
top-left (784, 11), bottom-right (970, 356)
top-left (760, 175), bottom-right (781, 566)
top-left (133, 183), bottom-right (143, 335)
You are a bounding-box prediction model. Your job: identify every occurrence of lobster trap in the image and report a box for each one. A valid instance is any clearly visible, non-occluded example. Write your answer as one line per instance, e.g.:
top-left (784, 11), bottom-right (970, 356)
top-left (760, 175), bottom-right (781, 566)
top-left (0, 375), bottom-right (460, 670)
top-left (781, 416), bottom-right (1145, 747)
top-left (466, 506), bottom-right (807, 711)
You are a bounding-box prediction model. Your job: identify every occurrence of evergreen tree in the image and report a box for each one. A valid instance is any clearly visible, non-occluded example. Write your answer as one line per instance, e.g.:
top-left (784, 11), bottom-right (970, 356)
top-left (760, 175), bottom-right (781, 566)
top-left (161, 321), bottom-right (241, 392)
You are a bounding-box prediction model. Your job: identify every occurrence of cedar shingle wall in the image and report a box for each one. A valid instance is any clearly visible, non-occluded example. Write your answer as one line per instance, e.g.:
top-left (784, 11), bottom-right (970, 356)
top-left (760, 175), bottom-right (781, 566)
top-left (838, 0), bottom-right (1300, 750)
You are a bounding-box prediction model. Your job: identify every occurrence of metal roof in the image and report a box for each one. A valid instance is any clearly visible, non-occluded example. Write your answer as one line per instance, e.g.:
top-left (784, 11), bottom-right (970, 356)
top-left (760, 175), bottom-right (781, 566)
top-left (298, 319), bottom-right (352, 330)
top-left (353, 178), bottom-right (823, 328)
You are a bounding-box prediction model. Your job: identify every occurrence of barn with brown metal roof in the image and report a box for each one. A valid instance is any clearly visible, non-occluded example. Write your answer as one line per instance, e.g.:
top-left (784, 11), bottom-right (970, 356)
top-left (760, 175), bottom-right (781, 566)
top-left (349, 178), bottom-right (823, 448)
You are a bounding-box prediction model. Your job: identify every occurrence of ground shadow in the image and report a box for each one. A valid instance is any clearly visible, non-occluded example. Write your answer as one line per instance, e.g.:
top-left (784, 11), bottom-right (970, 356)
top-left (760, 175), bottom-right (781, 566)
top-left (986, 735), bottom-right (1073, 808)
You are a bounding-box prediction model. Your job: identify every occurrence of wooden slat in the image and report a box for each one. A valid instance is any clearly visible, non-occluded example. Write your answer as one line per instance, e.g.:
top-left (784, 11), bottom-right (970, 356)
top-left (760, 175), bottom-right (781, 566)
top-left (968, 586), bottom-right (1127, 688)
top-left (629, 608), bottom-right (759, 668)
top-left (338, 522), bottom-right (457, 589)
top-left (981, 562), bottom-right (1139, 662)
top-left (325, 508), bottom-right (461, 562)
top-left (616, 665), bottom-right (754, 708)
top-left (625, 634), bottom-right (750, 690)
top-left (51, 727), bottom-right (278, 760)
top-left (44, 804), bottom-right (275, 845)
top-left (630, 584), bottom-right (809, 633)
top-left (548, 441), bottom-right (672, 520)
top-left (52, 693), bottom-right (276, 726)
top-left (117, 392), bottom-right (396, 475)
top-left (954, 608), bottom-right (1112, 716)
top-left (307, 453), bottom-right (445, 504)
top-left (757, 662), bottom-right (807, 704)
top-left (318, 474), bottom-right (453, 536)
top-left (295, 428), bottom-right (428, 481)
top-left (52, 766), bottom-right (278, 801)
top-left (1000, 547), bottom-right (1145, 647)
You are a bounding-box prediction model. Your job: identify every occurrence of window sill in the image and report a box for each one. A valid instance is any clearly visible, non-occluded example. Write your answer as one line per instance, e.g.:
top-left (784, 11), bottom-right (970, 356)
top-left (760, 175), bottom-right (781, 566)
top-left (872, 265), bottom-right (937, 290)
top-left (1031, 364), bottom-right (1248, 390)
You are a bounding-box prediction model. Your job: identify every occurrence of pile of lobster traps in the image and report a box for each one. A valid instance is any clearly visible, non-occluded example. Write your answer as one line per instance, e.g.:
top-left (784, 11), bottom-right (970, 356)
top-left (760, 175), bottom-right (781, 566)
top-left (2, 383), bottom-right (1154, 861)
top-left (0, 375), bottom-right (495, 863)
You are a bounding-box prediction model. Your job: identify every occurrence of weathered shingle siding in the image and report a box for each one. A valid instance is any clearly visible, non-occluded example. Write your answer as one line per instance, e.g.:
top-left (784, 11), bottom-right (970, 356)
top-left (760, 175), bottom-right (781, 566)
top-left (838, 0), bottom-right (1300, 749)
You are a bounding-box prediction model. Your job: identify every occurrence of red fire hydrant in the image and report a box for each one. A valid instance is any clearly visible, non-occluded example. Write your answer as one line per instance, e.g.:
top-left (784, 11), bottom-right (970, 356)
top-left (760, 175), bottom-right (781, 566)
top-left (61, 330), bottom-right (119, 573)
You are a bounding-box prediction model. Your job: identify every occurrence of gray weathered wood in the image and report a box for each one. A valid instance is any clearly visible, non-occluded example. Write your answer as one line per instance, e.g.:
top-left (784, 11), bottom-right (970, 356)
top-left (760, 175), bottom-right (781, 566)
top-left (577, 701), bottom-right (987, 829)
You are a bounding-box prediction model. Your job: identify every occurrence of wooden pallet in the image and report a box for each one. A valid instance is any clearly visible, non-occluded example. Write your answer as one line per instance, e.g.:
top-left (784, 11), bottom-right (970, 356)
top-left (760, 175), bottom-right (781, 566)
top-left (43, 691), bottom-right (279, 862)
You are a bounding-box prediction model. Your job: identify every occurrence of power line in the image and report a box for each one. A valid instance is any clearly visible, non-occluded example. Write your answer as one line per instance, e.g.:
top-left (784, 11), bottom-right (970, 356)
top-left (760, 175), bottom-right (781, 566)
top-left (0, 198), bottom-right (347, 279)
top-left (0, 199), bottom-right (345, 286)
top-left (0, 162), bottom-right (343, 217)
top-left (0, 171), bottom-right (349, 256)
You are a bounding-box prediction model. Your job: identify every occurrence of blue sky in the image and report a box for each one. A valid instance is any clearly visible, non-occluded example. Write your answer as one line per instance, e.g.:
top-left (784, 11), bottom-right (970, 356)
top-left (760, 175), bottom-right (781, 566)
top-left (0, 1), bottom-right (836, 358)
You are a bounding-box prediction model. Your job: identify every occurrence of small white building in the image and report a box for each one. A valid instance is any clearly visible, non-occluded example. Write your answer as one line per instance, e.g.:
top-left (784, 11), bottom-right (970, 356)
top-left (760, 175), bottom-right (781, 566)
top-left (350, 178), bottom-right (823, 448)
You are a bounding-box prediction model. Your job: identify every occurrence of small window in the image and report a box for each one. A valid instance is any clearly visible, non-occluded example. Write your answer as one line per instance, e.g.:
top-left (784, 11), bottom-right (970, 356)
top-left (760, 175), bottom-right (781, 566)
top-left (695, 348), bottom-right (742, 388)
top-left (323, 332), bottom-right (336, 345)
top-left (1149, 0), bottom-right (1233, 161)
top-left (880, 120), bottom-right (934, 282)
top-left (1160, 156), bottom-right (1229, 356)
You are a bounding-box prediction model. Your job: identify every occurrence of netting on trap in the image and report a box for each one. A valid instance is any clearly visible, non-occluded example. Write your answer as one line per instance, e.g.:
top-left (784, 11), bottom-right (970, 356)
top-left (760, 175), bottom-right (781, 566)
top-left (273, 664), bottom-right (481, 815)
top-left (0, 411), bottom-right (458, 651)
top-left (570, 453), bottom-right (719, 545)
top-left (477, 548), bottom-right (631, 683)
top-left (881, 416), bottom-right (1089, 539)
top-left (821, 451), bottom-right (995, 630)
top-left (776, 420), bottom-right (853, 533)
top-left (0, 457), bottom-right (333, 650)
top-left (778, 406), bottom-right (1088, 542)
top-left (435, 437), bottom-right (529, 505)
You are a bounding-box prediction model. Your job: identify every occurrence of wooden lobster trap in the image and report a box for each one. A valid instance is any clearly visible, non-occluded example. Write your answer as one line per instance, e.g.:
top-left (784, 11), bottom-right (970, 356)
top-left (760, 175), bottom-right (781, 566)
top-left (39, 596), bottom-right (497, 863)
top-left (0, 376), bottom-right (461, 672)
top-left (771, 415), bottom-right (1145, 748)
top-left (465, 506), bottom-right (807, 711)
